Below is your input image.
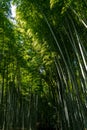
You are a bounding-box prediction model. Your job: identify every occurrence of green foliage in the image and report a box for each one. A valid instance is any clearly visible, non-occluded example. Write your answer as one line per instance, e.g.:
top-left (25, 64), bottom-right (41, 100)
top-left (0, 0), bottom-right (87, 130)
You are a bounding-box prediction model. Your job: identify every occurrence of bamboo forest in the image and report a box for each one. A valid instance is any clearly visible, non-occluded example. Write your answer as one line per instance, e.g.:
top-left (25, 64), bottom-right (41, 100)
top-left (0, 0), bottom-right (87, 130)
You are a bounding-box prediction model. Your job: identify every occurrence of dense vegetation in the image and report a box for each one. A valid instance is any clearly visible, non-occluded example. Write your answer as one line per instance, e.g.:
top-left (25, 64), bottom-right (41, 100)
top-left (0, 0), bottom-right (87, 130)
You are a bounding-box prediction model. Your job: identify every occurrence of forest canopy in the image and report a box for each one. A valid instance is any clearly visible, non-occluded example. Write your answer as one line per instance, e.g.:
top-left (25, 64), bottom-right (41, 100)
top-left (0, 0), bottom-right (87, 130)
